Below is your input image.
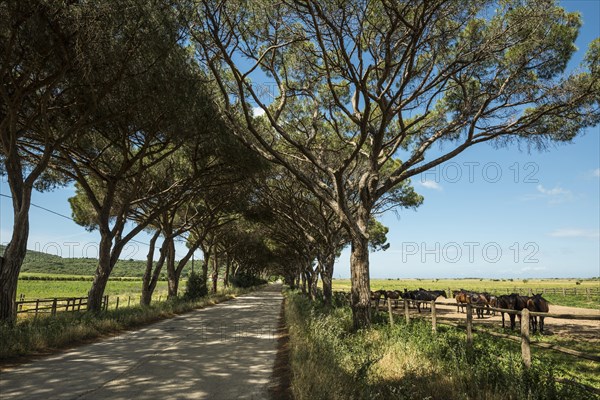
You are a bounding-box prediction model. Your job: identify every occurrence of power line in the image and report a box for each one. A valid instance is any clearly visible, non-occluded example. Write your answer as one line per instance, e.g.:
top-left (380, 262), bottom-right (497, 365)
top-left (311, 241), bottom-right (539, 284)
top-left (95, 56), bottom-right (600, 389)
top-left (0, 193), bottom-right (152, 247)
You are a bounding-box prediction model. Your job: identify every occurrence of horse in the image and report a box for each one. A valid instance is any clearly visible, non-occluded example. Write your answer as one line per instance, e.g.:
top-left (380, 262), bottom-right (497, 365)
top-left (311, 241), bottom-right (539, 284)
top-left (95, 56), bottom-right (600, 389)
top-left (482, 292), bottom-right (495, 315)
top-left (496, 294), bottom-right (516, 329)
top-left (414, 289), bottom-right (446, 313)
top-left (385, 290), bottom-right (401, 308)
top-left (469, 292), bottom-right (488, 318)
top-left (370, 290), bottom-right (387, 309)
top-left (487, 295), bottom-right (498, 316)
top-left (508, 293), bottom-right (529, 330)
top-left (454, 289), bottom-right (470, 313)
top-left (527, 294), bottom-right (550, 333)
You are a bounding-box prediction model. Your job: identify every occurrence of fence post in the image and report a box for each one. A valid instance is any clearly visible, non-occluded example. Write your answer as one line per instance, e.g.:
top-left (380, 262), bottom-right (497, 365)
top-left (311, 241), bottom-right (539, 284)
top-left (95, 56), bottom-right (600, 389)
top-left (104, 295), bottom-right (109, 311)
top-left (521, 308), bottom-right (531, 368)
top-left (158, 295), bottom-right (162, 302)
top-left (78, 297), bottom-right (83, 311)
top-left (115, 296), bottom-right (119, 310)
top-left (431, 301), bottom-right (437, 333)
top-left (34, 299), bottom-right (40, 317)
top-left (404, 299), bottom-right (410, 324)
top-left (128, 296), bottom-right (131, 307)
top-left (466, 304), bottom-right (473, 347)
top-left (528, 288), bottom-right (532, 296)
top-left (562, 288), bottom-right (566, 296)
top-left (387, 298), bottom-right (394, 327)
top-left (574, 287), bottom-right (577, 295)
top-left (448, 288), bottom-right (452, 298)
top-left (586, 288), bottom-right (590, 301)
top-left (51, 299), bottom-right (57, 316)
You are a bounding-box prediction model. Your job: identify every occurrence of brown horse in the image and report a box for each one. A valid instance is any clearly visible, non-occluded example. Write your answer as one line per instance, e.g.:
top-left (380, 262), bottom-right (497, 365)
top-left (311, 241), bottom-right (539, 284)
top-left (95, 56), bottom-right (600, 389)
top-left (527, 294), bottom-right (550, 333)
top-left (454, 289), bottom-right (470, 313)
top-left (469, 293), bottom-right (488, 318)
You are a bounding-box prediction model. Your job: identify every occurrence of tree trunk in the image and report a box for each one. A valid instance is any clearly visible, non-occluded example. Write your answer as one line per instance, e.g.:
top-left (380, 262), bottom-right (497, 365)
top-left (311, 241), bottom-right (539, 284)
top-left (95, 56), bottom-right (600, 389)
top-left (0, 161), bottom-right (34, 321)
top-left (0, 201), bottom-right (31, 321)
top-left (301, 271), bottom-right (307, 294)
top-left (320, 252), bottom-right (335, 306)
top-left (211, 251), bottom-right (219, 293)
top-left (201, 245), bottom-right (210, 286)
top-left (308, 264), bottom-right (320, 301)
top-left (172, 242), bottom-right (200, 298)
top-left (224, 253), bottom-right (230, 288)
top-left (166, 238), bottom-right (178, 299)
top-left (87, 234), bottom-right (114, 312)
top-left (349, 231), bottom-right (371, 329)
top-left (141, 232), bottom-right (168, 306)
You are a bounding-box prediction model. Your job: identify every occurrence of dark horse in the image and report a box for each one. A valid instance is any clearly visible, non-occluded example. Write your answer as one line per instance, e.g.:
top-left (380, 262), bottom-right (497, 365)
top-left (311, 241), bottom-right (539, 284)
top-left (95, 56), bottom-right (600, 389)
top-left (370, 290), bottom-right (387, 308)
top-left (508, 293), bottom-right (529, 330)
top-left (496, 294), bottom-right (516, 329)
top-left (414, 289), bottom-right (446, 313)
top-left (527, 294), bottom-right (550, 333)
top-left (386, 290), bottom-right (401, 308)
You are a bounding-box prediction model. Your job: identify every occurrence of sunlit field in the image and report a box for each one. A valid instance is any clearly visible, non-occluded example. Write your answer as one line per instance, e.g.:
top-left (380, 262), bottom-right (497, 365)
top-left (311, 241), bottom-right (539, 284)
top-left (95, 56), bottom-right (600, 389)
top-left (330, 278), bottom-right (600, 309)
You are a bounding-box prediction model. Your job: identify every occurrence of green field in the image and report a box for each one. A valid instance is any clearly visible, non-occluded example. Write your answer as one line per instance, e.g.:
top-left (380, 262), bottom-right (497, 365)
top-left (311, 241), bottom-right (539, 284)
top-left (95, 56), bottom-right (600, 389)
top-left (16, 279), bottom-right (170, 302)
top-left (331, 278), bottom-right (600, 309)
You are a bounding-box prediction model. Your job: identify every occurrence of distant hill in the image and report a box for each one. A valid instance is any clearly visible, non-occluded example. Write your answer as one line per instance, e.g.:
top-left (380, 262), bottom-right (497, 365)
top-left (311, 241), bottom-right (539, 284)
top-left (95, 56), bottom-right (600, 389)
top-left (0, 245), bottom-right (157, 277)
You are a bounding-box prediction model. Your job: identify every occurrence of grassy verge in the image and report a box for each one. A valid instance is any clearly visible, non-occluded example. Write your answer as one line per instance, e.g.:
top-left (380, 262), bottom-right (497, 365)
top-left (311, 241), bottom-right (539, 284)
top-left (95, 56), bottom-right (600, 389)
top-left (285, 290), bottom-right (598, 400)
top-left (0, 286), bottom-right (261, 361)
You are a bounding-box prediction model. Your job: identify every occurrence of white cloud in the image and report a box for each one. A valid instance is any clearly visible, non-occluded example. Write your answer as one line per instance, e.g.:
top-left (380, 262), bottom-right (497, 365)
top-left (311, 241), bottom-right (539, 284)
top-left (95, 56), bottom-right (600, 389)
top-left (548, 228), bottom-right (600, 239)
top-left (420, 180), bottom-right (443, 191)
top-left (593, 168), bottom-right (600, 178)
top-left (521, 184), bottom-right (574, 204)
top-left (536, 184), bottom-right (569, 196)
top-left (252, 107), bottom-right (266, 117)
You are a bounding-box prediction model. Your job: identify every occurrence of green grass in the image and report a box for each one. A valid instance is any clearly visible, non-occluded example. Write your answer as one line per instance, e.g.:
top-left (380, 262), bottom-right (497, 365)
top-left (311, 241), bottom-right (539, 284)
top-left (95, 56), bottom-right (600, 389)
top-left (470, 324), bottom-right (600, 388)
top-left (285, 290), bottom-right (599, 400)
top-left (1, 286), bottom-right (260, 360)
top-left (17, 279), bottom-right (169, 301)
top-left (331, 278), bottom-right (600, 309)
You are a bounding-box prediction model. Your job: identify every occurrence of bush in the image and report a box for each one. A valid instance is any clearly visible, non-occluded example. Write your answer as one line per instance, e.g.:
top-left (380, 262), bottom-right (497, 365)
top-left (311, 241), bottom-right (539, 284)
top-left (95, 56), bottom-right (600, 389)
top-left (229, 271), bottom-right (267, 288)
top-left (183, 272), bottom-right (207, 300)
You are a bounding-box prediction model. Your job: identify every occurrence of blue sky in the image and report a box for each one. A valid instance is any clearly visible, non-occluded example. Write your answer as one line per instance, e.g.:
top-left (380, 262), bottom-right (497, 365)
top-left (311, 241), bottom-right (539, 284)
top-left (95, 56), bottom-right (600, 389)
top-left (1, 1), bottom-right (598, 278)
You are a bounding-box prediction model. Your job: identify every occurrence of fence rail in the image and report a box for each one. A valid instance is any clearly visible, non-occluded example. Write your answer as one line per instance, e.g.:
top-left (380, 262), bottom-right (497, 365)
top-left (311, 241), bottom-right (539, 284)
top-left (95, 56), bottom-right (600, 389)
top-left (444, 286), bottom-right (599, 299)
top-left (16, 295), bottom-right (110, 316)
top-left (341, 291), bottom-right (599, 366)
top-left (386, 298), bottom-right (600, 365)
top-left (15, 293), bottom-right (169, 317)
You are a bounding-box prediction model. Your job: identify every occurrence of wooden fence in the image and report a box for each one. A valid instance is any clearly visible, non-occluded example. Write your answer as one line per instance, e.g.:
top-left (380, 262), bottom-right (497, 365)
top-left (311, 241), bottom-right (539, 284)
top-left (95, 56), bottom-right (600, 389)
top-left (383, 298), bottom-right (600, 366)
top-left (443, 287), bottom-right (599, 299)
top-left (16, 295), bottom-right (108, 316)
top-left (15, 293), bottom-right (168, 317)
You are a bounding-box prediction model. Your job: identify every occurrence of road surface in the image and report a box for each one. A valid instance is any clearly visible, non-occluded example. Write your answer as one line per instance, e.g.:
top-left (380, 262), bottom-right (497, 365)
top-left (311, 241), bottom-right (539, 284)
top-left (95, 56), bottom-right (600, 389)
top-left (0, 285), bottom-right (283, 400)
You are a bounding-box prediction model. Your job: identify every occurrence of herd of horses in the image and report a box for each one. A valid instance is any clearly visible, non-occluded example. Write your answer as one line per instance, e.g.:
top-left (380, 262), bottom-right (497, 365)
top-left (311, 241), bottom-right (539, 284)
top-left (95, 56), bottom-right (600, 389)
top-left (369, 288), bottom-right (551, 333)
top-left (452, 289), bottom-right (550, 333)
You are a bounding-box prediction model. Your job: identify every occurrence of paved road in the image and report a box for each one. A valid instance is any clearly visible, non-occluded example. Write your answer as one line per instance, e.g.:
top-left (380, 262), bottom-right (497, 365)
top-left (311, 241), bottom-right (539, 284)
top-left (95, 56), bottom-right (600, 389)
top-left (0, 285), bottom-right (283, 400)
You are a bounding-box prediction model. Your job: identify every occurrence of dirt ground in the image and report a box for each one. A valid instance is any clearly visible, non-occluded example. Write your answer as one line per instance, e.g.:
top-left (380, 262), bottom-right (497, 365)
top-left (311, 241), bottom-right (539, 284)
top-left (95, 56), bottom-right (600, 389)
top-left (383, 298), bottom-right (600, 342)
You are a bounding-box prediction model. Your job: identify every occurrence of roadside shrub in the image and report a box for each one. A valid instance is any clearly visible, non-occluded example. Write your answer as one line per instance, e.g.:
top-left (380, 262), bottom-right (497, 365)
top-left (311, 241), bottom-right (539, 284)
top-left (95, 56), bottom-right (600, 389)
top-left (183, 272), bottom-right (207, 300)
